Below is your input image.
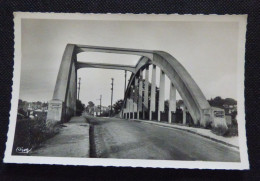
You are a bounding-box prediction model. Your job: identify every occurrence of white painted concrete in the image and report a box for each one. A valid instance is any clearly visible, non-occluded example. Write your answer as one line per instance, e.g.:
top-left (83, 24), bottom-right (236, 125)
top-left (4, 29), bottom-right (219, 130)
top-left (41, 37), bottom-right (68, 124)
top-left (150, 65), bottom-right (156, 120)
top-left (168, 83), bottom-right (176, 123)
top-left (144, 67), bottom-right (149, 110)
top-left (137, 70), bottom-right (143, 118)
top-left (158, 70), bottom-right (165, 121)
top-left (183, 106), bottom-right (187, 125)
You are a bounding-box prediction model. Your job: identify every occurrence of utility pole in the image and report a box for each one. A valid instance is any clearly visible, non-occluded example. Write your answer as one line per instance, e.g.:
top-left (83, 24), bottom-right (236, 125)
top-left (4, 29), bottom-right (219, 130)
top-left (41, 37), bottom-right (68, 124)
top-left (110, 78), bottom-right (114, 116)
top-left (77, 77), bottom-right (81, 100)
top-left (124, 70), bottom-right (127, 94)
top-left (97, 95), bottom-right (102, 116)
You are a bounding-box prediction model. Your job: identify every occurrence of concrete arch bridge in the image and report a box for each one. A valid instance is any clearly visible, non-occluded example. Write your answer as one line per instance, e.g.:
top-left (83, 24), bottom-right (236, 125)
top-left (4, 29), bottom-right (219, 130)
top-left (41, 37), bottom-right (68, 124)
top-left (46, 44), bottom-right (227, 130)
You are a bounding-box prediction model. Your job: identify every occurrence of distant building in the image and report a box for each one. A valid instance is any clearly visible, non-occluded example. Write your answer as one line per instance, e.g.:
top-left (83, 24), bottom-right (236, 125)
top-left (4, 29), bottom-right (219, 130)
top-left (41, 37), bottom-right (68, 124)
top-left (94, 105), bottom-right (109, 116)
top-left (28, 102), bottom-right (42, 110)
top-left (18, 100), bottom-right (48, 118)
top-left (100, 106), bottom-right (109, 112)
top-left (32, 109), bottom-right (47, 120)
top-left (27, 101), bottom-right (48, 111)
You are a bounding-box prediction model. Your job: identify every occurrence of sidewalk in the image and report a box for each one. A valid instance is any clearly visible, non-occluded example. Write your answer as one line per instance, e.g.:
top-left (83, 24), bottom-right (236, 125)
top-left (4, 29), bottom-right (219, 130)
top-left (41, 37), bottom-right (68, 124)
top-left (131, 119), bottom-right (239, 150)
top-left (31, 116), bottom-right (90, 157)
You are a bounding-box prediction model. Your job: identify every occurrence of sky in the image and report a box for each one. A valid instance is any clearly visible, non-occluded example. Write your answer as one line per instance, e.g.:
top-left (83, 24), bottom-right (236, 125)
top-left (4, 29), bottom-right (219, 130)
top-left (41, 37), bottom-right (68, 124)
top-left (20, 17), bottom-right (239, 107)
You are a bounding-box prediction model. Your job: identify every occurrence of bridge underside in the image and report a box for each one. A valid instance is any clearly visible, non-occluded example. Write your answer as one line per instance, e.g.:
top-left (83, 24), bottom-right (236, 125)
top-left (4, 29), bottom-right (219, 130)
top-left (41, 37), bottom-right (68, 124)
top-left (76, 61), bottom-right (136, 73)
top-left (46, 44), bottom-right (227, 131)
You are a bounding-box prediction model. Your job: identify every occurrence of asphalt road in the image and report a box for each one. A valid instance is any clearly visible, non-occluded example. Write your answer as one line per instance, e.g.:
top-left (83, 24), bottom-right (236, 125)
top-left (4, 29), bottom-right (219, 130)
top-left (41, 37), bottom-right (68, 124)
top-left (88, 116), bottom-right (240, 162)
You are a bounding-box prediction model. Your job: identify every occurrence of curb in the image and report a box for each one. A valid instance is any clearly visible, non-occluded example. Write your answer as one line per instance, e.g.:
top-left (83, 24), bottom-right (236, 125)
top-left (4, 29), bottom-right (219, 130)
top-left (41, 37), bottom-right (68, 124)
top-left (130, 119), bottom-right (239, 150)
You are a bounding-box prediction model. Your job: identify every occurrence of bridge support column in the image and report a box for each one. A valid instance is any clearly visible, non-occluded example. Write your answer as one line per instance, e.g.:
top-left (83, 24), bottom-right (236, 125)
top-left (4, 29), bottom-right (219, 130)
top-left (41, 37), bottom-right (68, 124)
top-left (183, 106), bottom-right (187, 125)
top-left (129, 98), bottom-right (132, 119)
top-left (168, 83), bottom-right (176, 123)
top-left (158, 70), bottom-right (165, 122)
top-left (137, 70), bottom-right (143, 119)
top-left (124, 98), bottom-right (129, 119)
top-left (124, 100), bottom-right (127, 119)
top-left (126, 99), bottom-right (129, 119)
top-left (47, 99), bottom-right (63, 125)
top-left (47, 44), bottom-right (77, 128)
top-left (143, 66), bottom-right (149, 119)
top-left (129, 98), bottom-right (133, 119)
top-left (122, 109), bottom-right (125, 119)
top-left (130, 85), bottom-right (134, 119)
top-left (150, 65), bottom-right (156, 120)
top-left (133, 76), bottom-right (138, 119)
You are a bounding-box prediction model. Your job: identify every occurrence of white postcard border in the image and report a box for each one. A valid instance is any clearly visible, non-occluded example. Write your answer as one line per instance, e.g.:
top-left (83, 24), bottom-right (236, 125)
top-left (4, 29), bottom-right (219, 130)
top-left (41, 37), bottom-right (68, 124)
top-left (4, 12), bottom-right (249, 170)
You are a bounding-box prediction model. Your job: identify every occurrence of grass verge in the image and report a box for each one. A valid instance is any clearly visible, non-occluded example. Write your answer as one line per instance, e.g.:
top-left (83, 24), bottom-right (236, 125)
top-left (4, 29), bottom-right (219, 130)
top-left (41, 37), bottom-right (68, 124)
top-left (12, 118), bottom-right (58, 155)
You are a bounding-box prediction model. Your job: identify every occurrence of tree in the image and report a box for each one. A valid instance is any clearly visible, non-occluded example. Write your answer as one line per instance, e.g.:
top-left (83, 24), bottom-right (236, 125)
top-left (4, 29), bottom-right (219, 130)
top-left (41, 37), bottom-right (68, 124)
top-left (176, 100), bottom-right (184, 109)
top-left (224, 98), bottom-right (237, 105)
top-left (42, 102), bottom-right (48, 107)
top-left (18, 99), bottom-right (23, 105)
top-left (208, 96), bottom-right (237, 109)
top-left (76, 99), bottom-right (85, 116)
top-left (88, 101), bottom-right (94, 107)
top-left (113, 99), bottom-right (124, 114)
top-left (86, 101), bottom-right (95, 115)
top-left (18, 108), bottom-right (27, 117)
top-left (208, 96), bottom-right (224, 108)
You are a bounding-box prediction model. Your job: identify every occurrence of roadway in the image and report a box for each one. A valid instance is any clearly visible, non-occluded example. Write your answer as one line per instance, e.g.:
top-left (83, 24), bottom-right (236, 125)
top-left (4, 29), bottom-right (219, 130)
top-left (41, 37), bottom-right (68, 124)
top-left (88, 116), bottom-right (240, 162)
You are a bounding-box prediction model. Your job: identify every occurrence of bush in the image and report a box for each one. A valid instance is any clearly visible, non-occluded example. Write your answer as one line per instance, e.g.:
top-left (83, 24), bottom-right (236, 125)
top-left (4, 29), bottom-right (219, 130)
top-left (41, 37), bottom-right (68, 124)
top-left (76, 99), bottom-right (85, 116)
top-left (223, 124), bottom-right (238, 137)
top-left (18, 108), bottom-right (28, 117)
top-left (211, 124), bottom-right (228, 136)
top-left (211, 119), bottom-right (238, 137)
top-left (12, 118), bottom-right (57, 155)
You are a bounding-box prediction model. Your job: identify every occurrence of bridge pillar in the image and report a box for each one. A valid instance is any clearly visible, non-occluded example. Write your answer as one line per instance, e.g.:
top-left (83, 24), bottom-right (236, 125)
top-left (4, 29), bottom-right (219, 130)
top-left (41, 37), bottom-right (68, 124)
top-left (143, 66), bottom-right (149, 119)
top-left (46, 99), bottom-right (63, 125)
top-left (127, 98), bottom-right (129, 119)
top-left (130, 85), bottom-right (134, 119)
top-left (46, 44), bottom-right (77, 128)
top-left (168, 83), bottom-right (176, 123)
top-left (131, 98), bottom-right (135, 119)
top-left (158, 70), bottom-right (165, 122)
top-left (150, 65), bottom-right (156, 120)
top-left (132, 89), bottom-right (135, 119)
top-left (137, 70), bottom-right (143, 119)
top-left (123, 100), bottom-right (128, 119)
top-left (129, 99), bottom-right (132, 119)
top-left (125, 99), bottom-right (128, 119)
top-left (133, 76), bottom-right (139, 119)
top-left (129, 98), bottom-right (133, 119)
top-left (183, 106), bottom-right (187, 125)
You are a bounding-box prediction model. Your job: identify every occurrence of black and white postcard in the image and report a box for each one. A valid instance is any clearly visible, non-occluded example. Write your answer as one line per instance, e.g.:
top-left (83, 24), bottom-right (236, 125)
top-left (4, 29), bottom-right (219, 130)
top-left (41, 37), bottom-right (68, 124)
top-left (4, 12), bottom-right (249, 169)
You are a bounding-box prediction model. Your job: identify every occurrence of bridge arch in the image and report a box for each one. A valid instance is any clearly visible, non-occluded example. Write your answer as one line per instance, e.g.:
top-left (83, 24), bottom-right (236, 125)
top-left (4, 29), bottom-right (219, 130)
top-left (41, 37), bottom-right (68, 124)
top-left (122, 52), bottom-right (211, 126)
top-left (47, 44), bottom-right (226, 129)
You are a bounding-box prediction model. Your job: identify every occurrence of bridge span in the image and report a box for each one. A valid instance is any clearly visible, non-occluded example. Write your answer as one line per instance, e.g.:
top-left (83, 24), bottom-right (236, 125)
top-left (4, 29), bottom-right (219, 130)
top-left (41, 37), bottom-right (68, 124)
top-left (46, 44), bottom-right (228, 131)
